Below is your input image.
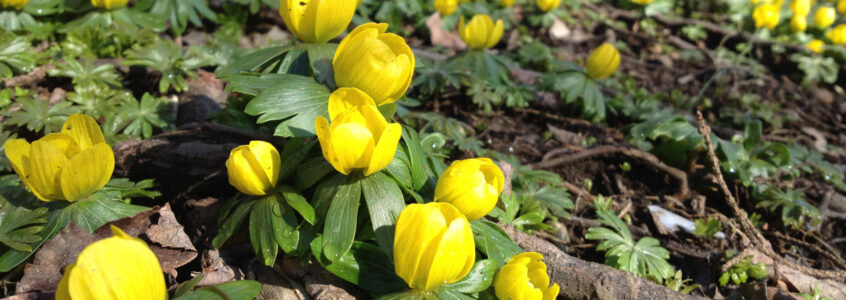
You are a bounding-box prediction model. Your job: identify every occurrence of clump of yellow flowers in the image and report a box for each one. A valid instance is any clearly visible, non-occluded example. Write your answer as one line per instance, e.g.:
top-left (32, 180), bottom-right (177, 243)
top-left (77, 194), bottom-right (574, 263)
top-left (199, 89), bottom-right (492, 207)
top-left (434, 158), bottom-right (504, 220)
top-left (458, 14), bottom-right (505, 50)
top-left (278, 0), bottom-right (357, 43)
top-left (435, 0), bottom-right (459, 16)
top-left (4, 114), bottom-right (114, 202)
top-left (536, 0), bottom-right (561, 12)
top-left (753, 3), bottom-right (781, 29)
top-left (56, 226), bottom-right (166, 300)
top-left (813, 6), bottom-right (836, 28)
top-left (829, 24), bottom-right (846, 44)
top-left (585, 42), bottom-right (621, 80)
top-left (494, 252), bottom-right (560, 300)
top-left (0, 0), bottom-right (27, 10)
top-left (225, 140), bottom-right (281, 196)
top-left (90, 0), bottom-right (127, 10)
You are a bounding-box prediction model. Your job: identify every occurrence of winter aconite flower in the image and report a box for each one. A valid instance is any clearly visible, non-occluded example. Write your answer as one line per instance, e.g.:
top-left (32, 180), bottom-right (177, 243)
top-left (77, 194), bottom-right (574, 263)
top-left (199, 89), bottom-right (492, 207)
top-left (790, 15), bottom-right (807, 32)
top-left (814, 6), bottom-right (836, 28)
top-left (315, 88), bottom-right (402, 176)
top-left (278, 0), bottom-right (357, 43)
top-left (90, 0), bottom-right (127, 10)
top-left (0, 0), bottom-right (27, 10)
top-left (56, 226), bottom-right (167, 300)
top-left (393, 202), bottom-right (475, 291)
top-left (225, 141), bottom-right (281, 196)
top-left (4, 114), bottom-right (114, 202)
top-left (791, 0), bottom-right (812, 16)
top-left (806, 39), bottom-right (825, 53)
top-left (434, 158), bottom-right (504, 220)
top-left (839, 0), bottom-right (846, 14)
top-left (536, 0), bottom-right (561, 12)
top-left (753, 3), bottom-right (780, 29)
top-left (494, 252), bottom-right (560, 300)
top-left (828, 24), bottom-right (846, 44)
top-left (585, 42), bottom-right (620, 80)
top-left (434, 0), bottom-right (458, 16)
top-left (333, 23), bottom-right (415, 106)
top-left (500, 0), bottom-right (515, 7)
top-left (458, 15), bottom-right (504, 50)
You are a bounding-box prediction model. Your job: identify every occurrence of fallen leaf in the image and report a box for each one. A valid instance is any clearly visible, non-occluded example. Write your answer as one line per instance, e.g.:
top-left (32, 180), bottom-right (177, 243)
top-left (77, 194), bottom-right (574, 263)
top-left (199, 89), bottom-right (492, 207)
top-left (426, 13), bottom-right (466, 51)
top-left (15, 224), bottom-right (95, 294)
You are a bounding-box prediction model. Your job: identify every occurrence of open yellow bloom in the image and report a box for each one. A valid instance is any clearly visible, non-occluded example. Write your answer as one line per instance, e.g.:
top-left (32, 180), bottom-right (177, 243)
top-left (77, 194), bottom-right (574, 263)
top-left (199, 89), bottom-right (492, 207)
top-left (393, 202), bottom-right (475, 291)
top-left (225, 140), bottom-right (281, 196)
top-left (632, 0), bottom-right (655, 5)
top-left (434, 158), bottom-right (504, 220)
top-left (434, 0), bottom-right (458, 16)
top-left (791, 0), bottom-right (813, 15)
top-left (4, 114), bottom-right (114, 202)
top-left (56, 226), bottom-right (166, 300)
top-left (278, 0), bottom-right (357, 43)
top-left (458, 15), bottom-right (504, 50)
top-left (791, 15), bottom-right (808, 31)
top-left (814, 6), bottom-right (836, 28)
top-left (315, 88), bottom-right (402, 176)
top-left (90, 0), bottom-right (127, 10)
top-left (585, 42), bottom-right (620, 80)
top-left (494, 252), bottom-right (560, 300)
top-left (753, 3), bottom-right (781, 29)
top-left (0, 0), bottom-right (28, 10)
top-left (839, 0), bottom-right (846, 14)
top-left (807, 39), bottom-right (825, 52)
top-left (828, 24), bottom-right (846, 44)
top-left (536, 0), bottom-right (561, 11)
top-left (500, 0), bottom-right (515, 7)
top-left (333, 23), bottom-right (415, 106)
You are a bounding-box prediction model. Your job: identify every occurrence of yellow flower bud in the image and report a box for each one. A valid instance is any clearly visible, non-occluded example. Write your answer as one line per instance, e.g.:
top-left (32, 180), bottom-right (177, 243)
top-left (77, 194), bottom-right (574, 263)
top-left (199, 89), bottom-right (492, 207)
top-left (753, 3), bottom-right (781, 29)
top-left (828, 24), bottom-right (846, 44)
top-left (333, 23), bottom-right (415, 106)
top-left (458, 15), bottom-right (505, 50)
top-left (393, 202), bottom-right (475, 291)
top-left (434, 0), bottom-right (458, 16)
top-left (536, 0), bottom-right (561, 11)
top-left (791, 15), bottom-right (808, 31)
top-left (791, 0), bottom-right (813, 16)
top-left (4, 114), bottom-right (114, 202)
top-left (0, 0), bottom-right (28, 10)
top-left (278, 0), bottom-right (357, 43)
top-left (814, 6), bottom-right (836, 28)
top-left (494, 252), bottom-right (560, 300)
top-left (315, 88), bottom-right (402, 176)
top-left (225, 140), bottom-right (281, 196)
top-left (632, 0), bottom-right (655, 5)
top-left (585, 42), bottom-right (620, 80)
top-left (90, 0), bottom-right (127, 10)
top-left (806, 39), bottom-right (825, 52)
top-left (500, 0), bottom-right (515, 7)
top-left (434, 158), bottom-right (504, 221)
top-left (839, 0), bottom-right (846, 13)
top-left (56, 226), bottom-right (166, 300)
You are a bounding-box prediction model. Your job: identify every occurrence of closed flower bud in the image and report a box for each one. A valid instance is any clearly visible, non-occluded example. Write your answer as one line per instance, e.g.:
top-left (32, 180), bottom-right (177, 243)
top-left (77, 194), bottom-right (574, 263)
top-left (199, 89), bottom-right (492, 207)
top-left (500, 0), bottom-right (515, 7)
top-left (225, 140), bottom-right (281, 196)
top-left (828, 24), bottom-right (846, 44)
top-left (632, 0), bottom-right (655, 5)
top-left (536, 0), bottom-right (561, 11)
top-left (315, 88), bottom-right (402, 176)
top-left (791, 15), bottom-right (808, 31)
top-left (839, 0), bottom-right (846, 14)
top-left (333, 23), bottom-right (415, 106)
top-left (753, 3), bottom-right (781, 29)
top-left (393, 202), bottom-right (475, 291)
top-left (806, 39), bottom-right (825, 52)
top-left (814, 6), bottom-right (836, 28)
top-left (791, 0), bottom-right (813, 16)
top-left (56, 226), bottom-right (166, 300)
top-left (585, 42), bottom-right (620, 80)
top-left (494, 252), bottom-right (560, 300)
top-left (434, 0), bottom-right (458, 16)
top-left (90, 0), bottom-right (127, 10)
top-left (0, 0), bottom-right (27, 10)
top-left (458, 15), bottom-right (505, 50)
top-left (278, 0), bottom-right (357, 43)
top-left (434, 158), bottom-right (504, 220)
top-left (4, 114), bottom-right (114, 202)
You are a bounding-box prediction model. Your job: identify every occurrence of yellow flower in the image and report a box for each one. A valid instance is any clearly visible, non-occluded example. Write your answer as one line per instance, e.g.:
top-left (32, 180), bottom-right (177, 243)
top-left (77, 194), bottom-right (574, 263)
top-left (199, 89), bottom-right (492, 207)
top-left (56, 226), bottom-right (166, 300)
top-left (828, 24), bottom-right (846, 44)
top-left (790, 15), bottom-right (808, 31)
top-left (458, 15), bottom-right (505, 50)
top-left (753, 3), bottom-right (781, 29)
top-left (225, 140), bottom-right (281, 196)
top-left (500, 0), bottom-right (515, 7)
top-left (434, 0), bottom-right (458, 16)
top-left (315, 88), bottom-right (402, 176)
top-left (536, 0), bottom-right (561, 11)
top-left (791, 0), bottom-right (813, 15)
top-left (434, 158), bottom-right (504, 221)
top-left (4, 114), bottom-right (113, 202)
top-left (814, 6), bottom-right (836, 28)
top-left (0, 0), bottom-right (28, 10)
top-left (632, 0), bottom-right (654, 5)
top-left (494, 252), bottom-right (560, 300)
top-left (278, 0), bottom-right (357, 43)
top-left (333, 23), bottom-right (415, 106)
top-left (806, 39), bottom-right (825, 52)
top-left (585, 42), bottom-right (620, 80)
top-left (393, 202), bottom-right (475, 291)
top-left (90, 0), bottom-right (127, 10)
top-left (839, 0), bottom-right (846, 13)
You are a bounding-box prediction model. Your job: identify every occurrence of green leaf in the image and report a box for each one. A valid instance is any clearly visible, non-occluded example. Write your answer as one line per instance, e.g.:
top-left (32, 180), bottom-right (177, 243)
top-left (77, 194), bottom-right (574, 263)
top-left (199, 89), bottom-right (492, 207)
top-left (278, 185), bottom-right (315, 224)
top-left (294, 156), bottom-right (334, 191)
top-left (46, 190), bottom-right (147, 233)
top-left (305, 43), bottom-right (337, 88)
top-left (361, 172), bottom-right (406, 256)
top-left (223, 73), bottom-right (295, 96)
top-left (173, 274), bottom-right (205, 298)
top-left (278, 138), bottom-right (315, 181)
top-left (250, 195), bottom-right (297, 265)
top-left (216, 46), bottom-right (291, 81)
top-left (212, 198), bottom-right (255, 249)
top-left (0, 194), bottom-right (47, 252)
top-left (311, 236), bottom-right (407, 295)
top-left (401, 126), bottom-right (428, 190)
top-left (586, 211), bottom-right (674, 282)
top-left (172, 280), bottom-right (261, 300)
top-left (322, 174), bottom-right (362, 262)
top-left (743, 120), bottom-right (762, 151)
top-left (140, 0), bottom-right (218, 36)
top-left (470, 219), bottom-right (523, 267)
top-left (438, 290), bottom-right (477, 300)
top-left (243, 74), bottom-right (331, 137)
top-left (442, 259), bottom-right (498, 294)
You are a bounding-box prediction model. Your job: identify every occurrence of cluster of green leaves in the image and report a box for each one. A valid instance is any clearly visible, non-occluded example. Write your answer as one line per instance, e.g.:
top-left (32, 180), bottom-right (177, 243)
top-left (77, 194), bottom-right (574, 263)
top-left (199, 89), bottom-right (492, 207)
top-left (692, 217), bottom-right (722, 238)
top-left (718, 256), bottom-right (767, 286)
top-left (586, 211), bottom-right (675, 283)
top-left (799, 285), bottom-right (834, 300)
top-left (123, 39), bottom-right (217, 93)
top-left (753, 186), bottom-right (820, 229)
top-left (0, 34), bottom-right (35, 78)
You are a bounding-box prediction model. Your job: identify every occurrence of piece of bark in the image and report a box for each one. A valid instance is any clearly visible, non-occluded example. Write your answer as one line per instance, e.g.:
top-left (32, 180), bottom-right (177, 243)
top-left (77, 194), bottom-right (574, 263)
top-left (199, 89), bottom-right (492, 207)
top-left (246, 260), bottom-right (307, 300)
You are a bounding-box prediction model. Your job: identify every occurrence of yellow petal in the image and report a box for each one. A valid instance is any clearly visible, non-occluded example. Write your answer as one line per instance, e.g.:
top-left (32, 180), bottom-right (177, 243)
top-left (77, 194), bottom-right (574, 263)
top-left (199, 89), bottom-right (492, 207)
top-left (365, 123), bottom-right (401, 176)
top-left (334, 23), bottom-right (414, 105)
top-left (330, 112), bottom-right (376, 171)
top-left (311, 0), bottom-right (358, 43)
top-left (316, 116), bottom-right (349, 175)
top-left (280, 0), bottom-right (309, 41)
top-left (28, 140), bottom-right (68, 201)
top-left (40, 133), bottom-right (80, 159)
top-left (248, 141), bottom-right (281, 188)
top-left (60, 143), bottom-right (114, 202)
top-left (328, 88), bottom-right (377, 121)
top-left (543, 283), bottom-right (561, 300)
top-left (66, 226), bottom-right (166, 300)
top-left (4, 139), bottom-right (31, 182)
top-left (225, 145), bottom-right (273, 196)
top-left (485, 19), bottom-right (505, 49)
top-left (422, 209), bottom-right (475, 290)
top-left (393, 203), bottom-right (456, 290)
top-left (62, 114), bottom-right (106, 151)
top-left (55, 262), bottom-right (75, 300)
